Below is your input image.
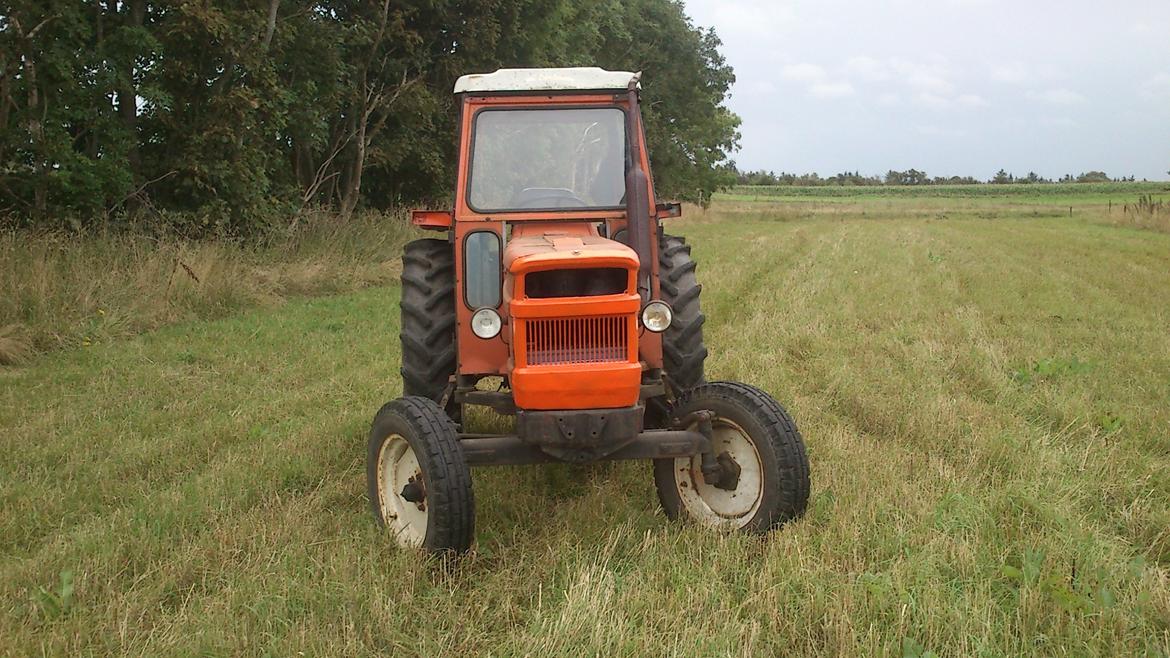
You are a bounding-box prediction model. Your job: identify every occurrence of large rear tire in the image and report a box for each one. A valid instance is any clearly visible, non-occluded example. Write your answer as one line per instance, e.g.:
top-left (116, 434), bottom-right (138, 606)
top-left (653, 382), bottom-right (809, 533)
top-left (659, 233), bottom-right (707, 391)
top-left (367, 397), bottom-right (475, 554)
top-left (399, 239), bottom-right (456, 403)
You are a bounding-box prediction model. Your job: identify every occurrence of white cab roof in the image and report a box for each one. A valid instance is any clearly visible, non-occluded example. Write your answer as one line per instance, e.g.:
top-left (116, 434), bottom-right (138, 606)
top-left (454, 67), bottom-right (639, 94)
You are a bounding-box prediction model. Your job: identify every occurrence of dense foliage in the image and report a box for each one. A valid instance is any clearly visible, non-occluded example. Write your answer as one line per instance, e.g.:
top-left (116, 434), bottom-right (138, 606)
top-left (0, 0), bottom-right (740, 232)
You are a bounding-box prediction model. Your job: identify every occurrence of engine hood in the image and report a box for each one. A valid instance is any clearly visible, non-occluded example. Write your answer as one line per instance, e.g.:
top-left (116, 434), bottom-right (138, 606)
top-left (504, 231), bottom-right (638, 275)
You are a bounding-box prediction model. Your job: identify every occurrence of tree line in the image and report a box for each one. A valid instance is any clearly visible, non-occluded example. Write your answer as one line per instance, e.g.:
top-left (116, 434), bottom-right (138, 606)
top-left (737, 168), bottom-right (1144, 187)
top-left (1, 0), bottom-right (740, 233)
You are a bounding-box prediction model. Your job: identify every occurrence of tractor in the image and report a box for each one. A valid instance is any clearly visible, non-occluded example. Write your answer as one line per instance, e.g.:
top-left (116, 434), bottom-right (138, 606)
top-left (367, 67), bottom-right (810, 553)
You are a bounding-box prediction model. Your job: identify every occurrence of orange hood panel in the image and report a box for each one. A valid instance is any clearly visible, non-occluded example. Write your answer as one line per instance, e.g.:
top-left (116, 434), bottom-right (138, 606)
top-left (504, 225), bottom-right (638, 274)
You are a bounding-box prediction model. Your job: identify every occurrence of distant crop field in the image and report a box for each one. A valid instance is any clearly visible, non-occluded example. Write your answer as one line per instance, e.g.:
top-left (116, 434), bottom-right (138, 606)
top-left (2, 193), bottom-right (1169, 655)
top-left (725, 181), bottom-right (1170, 199)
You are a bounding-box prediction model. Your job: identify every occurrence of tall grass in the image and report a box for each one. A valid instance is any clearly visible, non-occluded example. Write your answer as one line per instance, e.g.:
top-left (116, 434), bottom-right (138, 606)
top-left (1118, 194), bottom-right (1170, 233)
top-left (0, 210), bottom-right (417, 364)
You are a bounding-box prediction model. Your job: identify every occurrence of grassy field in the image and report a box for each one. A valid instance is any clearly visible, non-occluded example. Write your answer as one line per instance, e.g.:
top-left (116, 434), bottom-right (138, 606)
top-left (0, 211), bottom-right (415, 364)
top-left (3, 190), bottom-right (1170, 656)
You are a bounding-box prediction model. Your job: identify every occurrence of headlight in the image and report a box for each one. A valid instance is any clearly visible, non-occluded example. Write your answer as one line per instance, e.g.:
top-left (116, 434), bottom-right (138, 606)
top-left (470, 308), bottom-right (502, 339)
top-left (641, 301), bottom-right (672, 333)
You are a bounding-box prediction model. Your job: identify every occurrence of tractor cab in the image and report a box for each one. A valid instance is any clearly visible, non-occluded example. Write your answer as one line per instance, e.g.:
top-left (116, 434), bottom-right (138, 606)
top-left (368, 68), bottom-right (809, 554)
top-left (412, 67), bottom-right (672, 414)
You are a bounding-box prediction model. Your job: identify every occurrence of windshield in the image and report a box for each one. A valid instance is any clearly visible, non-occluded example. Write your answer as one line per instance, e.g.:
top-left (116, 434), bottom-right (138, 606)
top-left (468, 108), bottom-right (626, 212)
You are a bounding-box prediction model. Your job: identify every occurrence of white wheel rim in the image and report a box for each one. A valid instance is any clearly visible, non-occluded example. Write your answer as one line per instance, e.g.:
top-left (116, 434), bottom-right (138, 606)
top-left (376, 434), bottom-right (428, 547)
top-left (671, 418), bottom-right (764, 530)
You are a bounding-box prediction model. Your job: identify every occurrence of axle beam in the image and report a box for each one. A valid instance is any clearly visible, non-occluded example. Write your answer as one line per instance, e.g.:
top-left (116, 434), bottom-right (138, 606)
top-left (459, 430), bottom-right (709, 466)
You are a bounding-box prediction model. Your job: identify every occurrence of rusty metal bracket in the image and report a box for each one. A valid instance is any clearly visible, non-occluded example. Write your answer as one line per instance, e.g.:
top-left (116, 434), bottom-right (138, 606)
top-left (438, 376), bottom-right (457, 410)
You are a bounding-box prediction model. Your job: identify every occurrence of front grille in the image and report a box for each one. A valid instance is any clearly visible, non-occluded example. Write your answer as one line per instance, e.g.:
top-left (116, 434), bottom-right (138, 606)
top-left (524, 315), bottom-right (629, 366)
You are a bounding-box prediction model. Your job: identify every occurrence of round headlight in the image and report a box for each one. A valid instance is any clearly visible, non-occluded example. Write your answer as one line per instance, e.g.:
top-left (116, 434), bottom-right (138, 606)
top-left (641, 301), bottom-right (672, 333)
top-left (470, 308), bottom-right (502, 339)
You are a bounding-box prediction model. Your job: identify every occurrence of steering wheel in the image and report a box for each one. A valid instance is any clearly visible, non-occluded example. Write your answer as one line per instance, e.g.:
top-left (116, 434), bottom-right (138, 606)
top-left (512, 187), bottom-right (588, 209)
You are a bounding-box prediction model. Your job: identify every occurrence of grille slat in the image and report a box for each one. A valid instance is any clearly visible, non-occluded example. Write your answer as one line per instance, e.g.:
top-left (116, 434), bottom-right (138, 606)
top-left (524, 315), bottom-right (628, 366)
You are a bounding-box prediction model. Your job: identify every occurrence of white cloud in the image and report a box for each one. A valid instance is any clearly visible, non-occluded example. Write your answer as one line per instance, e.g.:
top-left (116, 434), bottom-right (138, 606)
top-left (685, 0), bottom-right (798, 40)
top-left (990, 62), bottom-right (1028, 84)
top-left (914, 92), bottom-right (952, 109)
top-left (1128, 21), bottom-right (1170, 36)
top-left (956, 94), bottom-right (989, 107)
top-left (810, 81), bottom-right (855, 99)
top-left (845, 56), bottom-right (890, 81)
top-left (781, 63), bottom-right (827, 82)
top-left (778, 62), bottom-right (854, 100)
top-left (748, 80), bottom-right (778, 94)
top-left (906, 71), bottom-right (955, 94)
top-left (837, 55), bottom-right (987, 110)
top-left (1139, 73), bottom-right (1170, 99)
top-left (912, 91), bottom-right (988, 110)
top-left (887, 57), bottom-right (956, 94)
top-left (1026, 88), bottom-right (1086, 104)
top-left (1040, 116), bottom-right (1077, 128)
top-left (918, 125), bottom-right (969, 137)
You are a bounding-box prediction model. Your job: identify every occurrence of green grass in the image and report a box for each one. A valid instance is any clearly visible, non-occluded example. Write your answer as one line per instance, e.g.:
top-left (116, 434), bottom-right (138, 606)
top-left (0, 211), bottom-right (417, 364)
top-left (3, 196), bottom-right (1170, 655)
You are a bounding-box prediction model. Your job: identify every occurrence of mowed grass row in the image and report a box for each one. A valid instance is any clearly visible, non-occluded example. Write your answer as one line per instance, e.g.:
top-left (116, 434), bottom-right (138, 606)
top-left (2, 201), bottom-right (1169, 655)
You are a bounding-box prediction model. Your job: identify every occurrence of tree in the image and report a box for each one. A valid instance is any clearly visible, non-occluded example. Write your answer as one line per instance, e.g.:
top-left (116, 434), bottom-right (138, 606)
top-left (1075, 171), bottom-right (1110, 183)
top-left (1, 0), bottom-right (743, 229)
top-left (593, 0), bottom-right (740, 203)
top-left (1, 2), bottom-right (138, 221)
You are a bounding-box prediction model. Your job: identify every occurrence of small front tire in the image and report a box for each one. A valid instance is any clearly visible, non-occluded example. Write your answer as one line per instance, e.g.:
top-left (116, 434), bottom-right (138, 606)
top-left (654, 382), bottom-right (810, 532)
top-left (367, 397), bottom-right (475, 553)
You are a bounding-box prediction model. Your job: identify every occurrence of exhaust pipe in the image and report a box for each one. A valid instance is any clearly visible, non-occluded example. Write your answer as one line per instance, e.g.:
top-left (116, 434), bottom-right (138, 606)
top-left (624, 73), bottom-right (652, 303)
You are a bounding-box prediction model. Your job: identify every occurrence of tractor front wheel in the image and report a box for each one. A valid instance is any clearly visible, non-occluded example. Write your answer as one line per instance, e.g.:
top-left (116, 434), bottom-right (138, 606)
top-left (367, 397), bottom-right (474, 553)
top-left (653, 382), bottom-right (809, 532)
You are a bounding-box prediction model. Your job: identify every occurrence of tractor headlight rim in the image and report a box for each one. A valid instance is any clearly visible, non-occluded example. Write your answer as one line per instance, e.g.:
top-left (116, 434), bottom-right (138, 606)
top-left (470, 307), bottom-right (503, 339)
top-left (641, 300), bottom-right (672, 333)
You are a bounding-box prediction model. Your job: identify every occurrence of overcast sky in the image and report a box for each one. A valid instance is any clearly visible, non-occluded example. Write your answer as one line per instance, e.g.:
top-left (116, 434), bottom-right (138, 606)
top-left (682, 0), bottom-right (1170, 180)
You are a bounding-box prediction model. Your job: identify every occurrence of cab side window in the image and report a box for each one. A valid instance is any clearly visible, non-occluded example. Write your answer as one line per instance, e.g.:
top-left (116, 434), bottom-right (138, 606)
top-left (465, 232), bottom-right (501, 308)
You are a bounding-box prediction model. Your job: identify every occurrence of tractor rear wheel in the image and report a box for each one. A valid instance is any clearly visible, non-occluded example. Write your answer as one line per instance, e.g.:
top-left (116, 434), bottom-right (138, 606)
top-left (399, 238), bottom-right (456, 405)
top-left (659, 233), bottom-right (707, 391)
top-left (367, 396), bottom-right (475, 553)
top-left (653, 382), bottom-right (809, 533)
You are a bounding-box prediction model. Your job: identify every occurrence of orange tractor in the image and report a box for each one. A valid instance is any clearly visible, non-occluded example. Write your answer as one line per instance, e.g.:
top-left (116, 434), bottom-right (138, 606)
top-left (367, 68), bottom-right (809, 552)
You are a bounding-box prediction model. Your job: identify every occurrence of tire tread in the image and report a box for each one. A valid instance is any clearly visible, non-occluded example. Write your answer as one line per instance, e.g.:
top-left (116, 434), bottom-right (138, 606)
top-left (658, 233), bottom-right (707, 390)
top-left (654, 381), bottom-right (810, 531)
top-left (399, 239), bottom-right (456, 402)
top-left (367, 396), bottom-right (474, 553)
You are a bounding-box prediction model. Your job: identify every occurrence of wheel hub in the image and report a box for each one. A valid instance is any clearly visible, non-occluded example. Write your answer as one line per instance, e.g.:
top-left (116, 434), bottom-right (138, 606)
top-left (712, 451), bottom-right (742, 490)
top-left (376, 434), bottom-right (429, 547)
top-left (671, 416), bottom-right (764, 529)
top-left (400, 477), bottom-right (427, 509)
